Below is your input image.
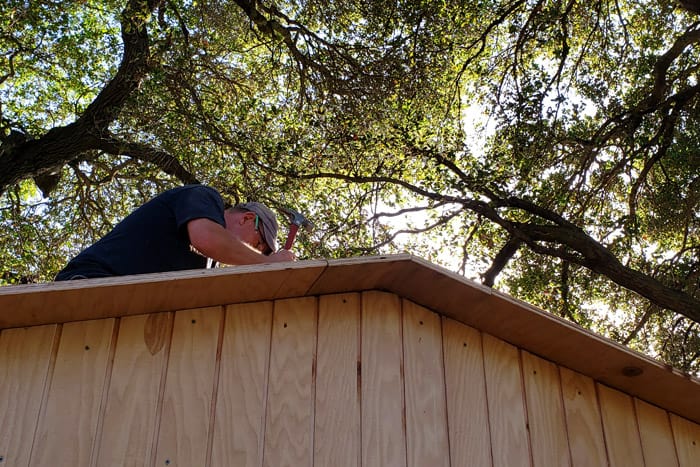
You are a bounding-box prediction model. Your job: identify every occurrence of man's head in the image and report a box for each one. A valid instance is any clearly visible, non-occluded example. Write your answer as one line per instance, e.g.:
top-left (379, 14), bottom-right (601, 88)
top-left (226, 202), bottom-right (279, 255)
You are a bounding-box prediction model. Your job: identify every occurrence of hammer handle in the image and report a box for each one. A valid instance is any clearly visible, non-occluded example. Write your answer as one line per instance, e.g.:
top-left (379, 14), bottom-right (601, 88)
top-left (284, 223), bottom-right (300, 250)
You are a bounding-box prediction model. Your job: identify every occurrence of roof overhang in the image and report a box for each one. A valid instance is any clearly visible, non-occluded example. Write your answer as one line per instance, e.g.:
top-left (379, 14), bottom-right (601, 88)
top-left (1, 254), bottom-right (698, 423)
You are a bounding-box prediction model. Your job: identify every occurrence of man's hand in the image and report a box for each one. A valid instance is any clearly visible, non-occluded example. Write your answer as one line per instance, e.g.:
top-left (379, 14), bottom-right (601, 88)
top-left (267, 249), bottom-right (296, 262)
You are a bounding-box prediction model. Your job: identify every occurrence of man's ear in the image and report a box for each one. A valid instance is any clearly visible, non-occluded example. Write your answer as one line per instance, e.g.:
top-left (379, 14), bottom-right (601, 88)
top-left (241, 211), bottom-right (256, 224)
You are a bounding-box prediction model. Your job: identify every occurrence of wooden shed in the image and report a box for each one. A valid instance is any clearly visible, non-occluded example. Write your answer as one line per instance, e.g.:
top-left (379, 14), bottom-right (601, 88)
top-left (1, 254), bottom-right (699, 466)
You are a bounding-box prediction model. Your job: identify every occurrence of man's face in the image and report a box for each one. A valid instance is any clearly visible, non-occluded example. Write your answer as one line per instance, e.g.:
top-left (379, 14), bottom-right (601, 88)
top-left (228, 211), bottom-right (268, 254)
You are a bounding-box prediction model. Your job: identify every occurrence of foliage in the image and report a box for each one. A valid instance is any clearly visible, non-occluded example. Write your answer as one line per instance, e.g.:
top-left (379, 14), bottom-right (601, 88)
top-left (1, 0), bottom-right (700, 373)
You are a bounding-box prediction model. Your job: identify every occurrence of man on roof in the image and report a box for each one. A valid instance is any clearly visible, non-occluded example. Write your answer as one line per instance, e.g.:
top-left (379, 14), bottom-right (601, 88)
top-left (55, 184), bottom-right (295, 280)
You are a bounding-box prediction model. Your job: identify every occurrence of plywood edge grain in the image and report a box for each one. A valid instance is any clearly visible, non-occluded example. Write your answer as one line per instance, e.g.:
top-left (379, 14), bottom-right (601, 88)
top-left (0, 260), bottom-right (328, 329)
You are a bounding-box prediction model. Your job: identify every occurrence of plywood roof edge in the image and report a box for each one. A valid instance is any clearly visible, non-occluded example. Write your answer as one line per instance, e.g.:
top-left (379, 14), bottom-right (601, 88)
top-left (0, 259), bottom-right (331, 328)
top-left (0, 259), bottom-right (331, 297)
top-left (399, 255), bottom-right (700, 379)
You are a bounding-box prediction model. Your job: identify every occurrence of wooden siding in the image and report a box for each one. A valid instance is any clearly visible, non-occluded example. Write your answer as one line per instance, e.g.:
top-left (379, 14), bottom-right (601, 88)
top-left (3, 255), bottom-right (700, 428)
top-left (1, 291), bottom-right (697, 467)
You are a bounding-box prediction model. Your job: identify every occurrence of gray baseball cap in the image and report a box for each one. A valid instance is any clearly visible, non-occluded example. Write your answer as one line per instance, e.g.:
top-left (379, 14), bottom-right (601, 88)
top-left (236, 202), bottom-right (279, 254)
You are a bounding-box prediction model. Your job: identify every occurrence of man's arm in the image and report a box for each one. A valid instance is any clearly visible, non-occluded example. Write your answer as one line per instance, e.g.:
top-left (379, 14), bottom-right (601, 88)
top-left (187, 218), bottom-right (295, 264)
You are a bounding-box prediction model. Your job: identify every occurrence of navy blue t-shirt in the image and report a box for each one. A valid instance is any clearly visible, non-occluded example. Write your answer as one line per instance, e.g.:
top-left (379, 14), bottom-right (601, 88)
top-left (55, 185), bottom-right (226, 280)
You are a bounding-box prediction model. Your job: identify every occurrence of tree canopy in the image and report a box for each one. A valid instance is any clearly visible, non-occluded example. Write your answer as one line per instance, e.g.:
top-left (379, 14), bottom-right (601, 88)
top-left (2, 0), bottom-right (700, 372)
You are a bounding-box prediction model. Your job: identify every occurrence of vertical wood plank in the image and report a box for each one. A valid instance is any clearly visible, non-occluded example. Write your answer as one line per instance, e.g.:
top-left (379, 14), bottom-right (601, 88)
top-left (402, 299), bottom-right (449, 467)
top-left (559, 367), bottom-right (608, 467)
top-left (670, 413), bottom-right (700, 467)
top-left (597, 384), bottom-right (644, 467)
top-left (212, 301), bottom-right (273, 467)
top-left (30, 318), bottom-right (115, 467)
top-left (361, 291), bottom-right (407, 467)
top-left (314, 293), bottom-right (360, 467)
top-left (442, 317), bottom-right (492, 467)
top-left (154, 307), bottom-right (223, 467)
top-left (482, 333), bottom-right (530, 467)
top-left (635, 399), bottom-right (679, 467)
top-left (94, 312), bottom-right (173, 467)
top-left (0, 325), bottom-right (58, 467)
top-left (521, 351), bottom-right (571, 467)
top-left (263, 297), bottom-right (316, 467)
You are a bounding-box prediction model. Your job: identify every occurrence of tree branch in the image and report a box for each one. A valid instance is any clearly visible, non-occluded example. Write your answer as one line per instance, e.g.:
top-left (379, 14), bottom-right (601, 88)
top-left (642, 27), bottom-right (700, 109)
top-left (295, 169), bottom-right (700, 322)
top-left (482, 236), bottom-right (522, 287)
top-left (622, 304), bottom-right (656, 345)
top-left (681, 1), bottom-right (700, 14)
top-left (98, 137), bottom-right (199, 185)
top-left (0, 0), bottom-right (165, 195)
top-left (513, 222), bottom-right (700, 322)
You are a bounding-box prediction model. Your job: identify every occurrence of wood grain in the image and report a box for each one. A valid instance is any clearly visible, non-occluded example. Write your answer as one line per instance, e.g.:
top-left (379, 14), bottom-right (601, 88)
top-left (30, 319), bottom-right (115, 467)
top-left (670, 413), bottom-right (700, 467)
top-left (154, 307), bottom-right (223, 467)
top-left (559, 367), bottom-right (607, 467)
top-left (361, 291), bottom-right (407, 467)
top-left (482, 333), bottom-right (530, 467)
top-left (263, 297), bottom-right (316, 467)
top-left (521, 351), bottom-right (571, 467)
top-left (94, 313), bottom-right (173, 467)
top-left (441, 317), bottom-right (492, 467)
top-left (597, 384), bottom-right (644, 467)
top-left (0, 260), bottom-right (326, 329)
top-left (635, 399), bottom-right (679, 467)
top-left (0, 325), bottom-right (57, 467)
top-left (401, 299), bottom-right (449, 467)
top-left (314, 293), bottom-right (360, 467)
top-left (4, 255), bottom-right (700, 426)
top-left (212, 301), bottom-right (273, 467)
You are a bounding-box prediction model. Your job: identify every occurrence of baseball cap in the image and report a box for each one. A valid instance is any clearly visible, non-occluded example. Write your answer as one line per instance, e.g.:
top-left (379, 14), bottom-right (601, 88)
top-left (236, 202), bottom-right (279, 254)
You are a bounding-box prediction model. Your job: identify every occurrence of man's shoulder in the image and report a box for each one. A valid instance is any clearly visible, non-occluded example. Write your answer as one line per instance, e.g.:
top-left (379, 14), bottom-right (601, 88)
top-left (167, 184), bottom-right (220, 196)
top-left (158, 184), bottom-right (225, 221)
top-left (158, 184), bottom-right (222, 203)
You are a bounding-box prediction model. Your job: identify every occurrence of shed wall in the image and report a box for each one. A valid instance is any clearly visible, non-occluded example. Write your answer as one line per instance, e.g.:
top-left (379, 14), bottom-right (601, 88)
top-left (1, 291), bottom-right (698, 467)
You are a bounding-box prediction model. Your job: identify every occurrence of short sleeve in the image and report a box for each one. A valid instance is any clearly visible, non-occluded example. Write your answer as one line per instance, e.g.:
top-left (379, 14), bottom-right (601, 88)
top-left (170, 185), bottom-right (226, 230)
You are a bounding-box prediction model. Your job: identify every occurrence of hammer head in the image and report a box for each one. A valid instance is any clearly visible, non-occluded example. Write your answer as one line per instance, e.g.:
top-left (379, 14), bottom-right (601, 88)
top-left (279, 206), bottom-right (313, 232)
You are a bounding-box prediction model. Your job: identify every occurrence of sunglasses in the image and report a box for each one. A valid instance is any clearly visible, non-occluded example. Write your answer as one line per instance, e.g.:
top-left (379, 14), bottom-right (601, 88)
top-left (253, 214), bottom-right (271, 254)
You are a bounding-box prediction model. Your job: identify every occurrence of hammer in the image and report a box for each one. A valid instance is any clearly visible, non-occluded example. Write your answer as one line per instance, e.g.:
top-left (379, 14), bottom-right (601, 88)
top-left (279, 207), bottom-right (313, 250)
